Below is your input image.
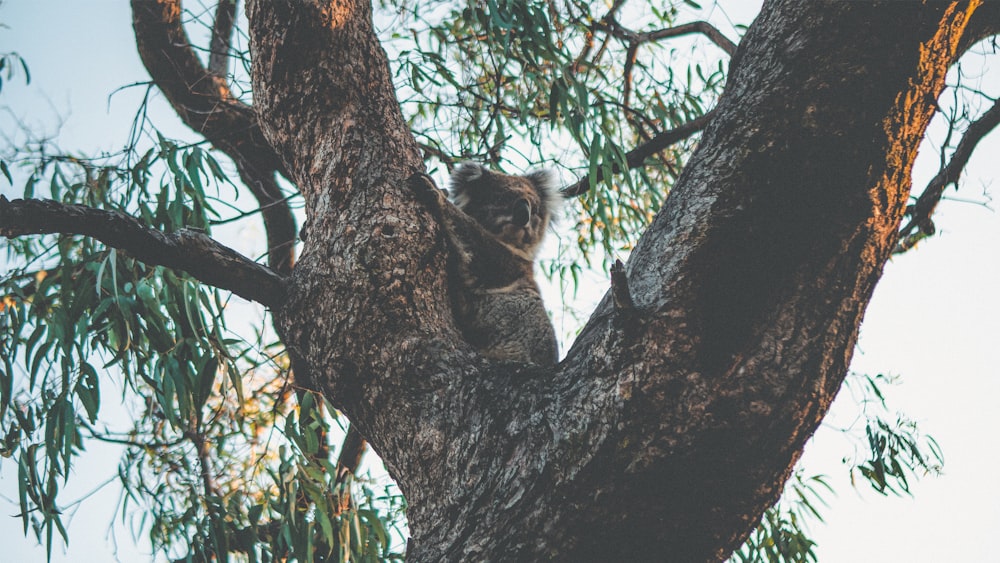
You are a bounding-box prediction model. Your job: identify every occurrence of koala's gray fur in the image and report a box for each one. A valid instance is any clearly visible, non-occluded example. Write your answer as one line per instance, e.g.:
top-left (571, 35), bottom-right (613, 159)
top-left (408, 162), bottom-right (560, 365)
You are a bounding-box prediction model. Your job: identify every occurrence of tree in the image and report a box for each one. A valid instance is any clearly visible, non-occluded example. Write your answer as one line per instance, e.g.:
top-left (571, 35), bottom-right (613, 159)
top-left (1, 0), bottom-right (997, 561)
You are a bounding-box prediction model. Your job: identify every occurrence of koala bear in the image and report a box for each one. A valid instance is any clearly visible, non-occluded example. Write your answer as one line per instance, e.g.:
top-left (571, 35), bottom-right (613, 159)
top-left (408, 162), bottom-right (560, 365)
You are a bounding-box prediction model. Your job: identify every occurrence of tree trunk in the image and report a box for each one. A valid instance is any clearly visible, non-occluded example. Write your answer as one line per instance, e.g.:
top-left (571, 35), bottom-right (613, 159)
top-left (246, 0), bottom-right (978, 560)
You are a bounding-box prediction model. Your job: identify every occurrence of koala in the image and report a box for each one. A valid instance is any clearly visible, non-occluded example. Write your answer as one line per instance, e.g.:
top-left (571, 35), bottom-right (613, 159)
top-left (408, 162), bottom-right (560, 365)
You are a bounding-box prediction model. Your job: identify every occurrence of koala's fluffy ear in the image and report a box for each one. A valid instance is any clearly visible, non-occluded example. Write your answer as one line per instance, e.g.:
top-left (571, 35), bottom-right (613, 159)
top-left (450, 162), bottom-right (488, 209)
top-left (525, 169), bottom-right (562, 215)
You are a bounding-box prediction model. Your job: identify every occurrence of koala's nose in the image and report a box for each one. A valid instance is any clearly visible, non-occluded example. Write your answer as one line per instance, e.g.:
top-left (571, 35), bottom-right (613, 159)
top-left (513, 199), bottom-right (531, 227)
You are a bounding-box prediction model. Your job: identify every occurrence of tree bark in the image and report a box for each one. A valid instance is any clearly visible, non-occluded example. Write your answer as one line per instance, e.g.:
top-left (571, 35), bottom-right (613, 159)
top-left (243, 0), bottom-right (977, 561)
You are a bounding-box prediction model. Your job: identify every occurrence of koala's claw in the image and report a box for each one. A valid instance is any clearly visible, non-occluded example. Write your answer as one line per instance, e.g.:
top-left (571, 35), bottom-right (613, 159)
top-left (407, 172), bottom-right (448, 220)
top-left (407, 172), bottom-right (448, 210)
top-left (408, 172), bottom-right (439, 193)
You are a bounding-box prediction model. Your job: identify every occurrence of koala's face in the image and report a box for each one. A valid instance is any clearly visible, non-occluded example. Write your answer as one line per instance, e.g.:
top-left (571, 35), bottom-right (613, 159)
top-left (450, 163), bottom-right (557, 256)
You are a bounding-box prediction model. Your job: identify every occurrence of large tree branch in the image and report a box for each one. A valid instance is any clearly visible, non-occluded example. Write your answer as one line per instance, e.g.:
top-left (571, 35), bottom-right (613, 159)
top-left (208, 0), bottom-right (237, 78)
top-left (246, 0), bottom-right (422, 191)
top-left (957, 1), bottom-right (1000, 56)
top-left (244, 2), bottom-right (451, 547)
top-left (0, 196), bottom-right (287, 308)
top-left (131, 0), bottom-right (297, 274)
top-left (551, 4), bottom-right (976, 559)
top-left (896, 95), bottom-right (1000, 253)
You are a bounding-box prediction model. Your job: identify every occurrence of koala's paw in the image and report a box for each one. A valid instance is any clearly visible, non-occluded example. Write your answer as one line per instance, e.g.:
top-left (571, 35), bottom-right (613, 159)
top-left (407, 172), bottom-right (447, 207)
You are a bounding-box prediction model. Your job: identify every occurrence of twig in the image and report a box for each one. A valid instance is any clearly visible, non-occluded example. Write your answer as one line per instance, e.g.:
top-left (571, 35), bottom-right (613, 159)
top-left (611, 259), bottom-right (635, 311)
top-left (336, 426), bottom-right (368, 483)
top-left (896, 97), bottom-right (1000, 252)
top-left (640, 21), bottom-right (738, 56)
top-left (184, 429), bottom-right (222, 497)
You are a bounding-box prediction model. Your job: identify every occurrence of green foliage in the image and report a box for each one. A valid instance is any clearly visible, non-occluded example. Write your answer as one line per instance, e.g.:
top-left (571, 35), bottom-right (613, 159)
top-left (0, 49), bottom-right (30, 94)
top-left (843, 373), bottom-right (944, 496)
top-left (1, 141), bottom-right (234, 557)
top-left (731, 471), bottom-right (831, 563)
top-left (388, 0), bottom-right (726, 271)
top-left (1, 137), bottom-right (403, 561)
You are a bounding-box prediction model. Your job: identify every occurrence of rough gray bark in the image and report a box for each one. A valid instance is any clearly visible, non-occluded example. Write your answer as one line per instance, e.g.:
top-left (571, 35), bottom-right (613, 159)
top-left (242, 0), bottom-right (979, 561)
top-left (2, 0), bottom-right (985, 560)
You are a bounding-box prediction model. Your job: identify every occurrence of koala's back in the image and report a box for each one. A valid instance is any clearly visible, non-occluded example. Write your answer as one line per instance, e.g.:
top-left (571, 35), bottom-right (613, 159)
top-left (454, 281), bottom-right (558, 365)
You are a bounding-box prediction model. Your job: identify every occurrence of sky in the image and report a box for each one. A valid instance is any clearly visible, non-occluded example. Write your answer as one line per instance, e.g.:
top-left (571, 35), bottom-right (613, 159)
top-left (1, 2), bottom-right (999, 562)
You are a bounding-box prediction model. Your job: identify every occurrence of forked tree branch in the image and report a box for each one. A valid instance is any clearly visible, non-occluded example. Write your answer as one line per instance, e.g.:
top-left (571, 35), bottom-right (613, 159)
top-left (130, 0), bottom-right (271, 170)
top-left (896, 96), bottom-right (1000, 253)
top-left (131, 0), bottom-right (296, 274)
top-left (0, 196), bottom-right (287, 308)
top-left (562, 110), bottom-right (715, 196)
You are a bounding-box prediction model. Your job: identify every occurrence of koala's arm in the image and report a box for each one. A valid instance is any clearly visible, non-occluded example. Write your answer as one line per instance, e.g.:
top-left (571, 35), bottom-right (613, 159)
top-left (407, 173), bottom-right (531, 288)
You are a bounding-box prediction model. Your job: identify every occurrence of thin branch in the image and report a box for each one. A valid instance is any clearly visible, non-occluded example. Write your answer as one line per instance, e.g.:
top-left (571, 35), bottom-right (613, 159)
top-left (184, 429), bottom-right (223, 497)
top-left (605, 0), bottom-right (628, 21)
top-left (336, 426), bottom-right (368, 483)
top-left (562, 110), bottom-right (715, 196)
top-left (0, 196), bottom-right (287, 308)
top-left (599, 19), bottom-right (737, 57)
top-left (895, 96), bottom-right (1000, 253)
top-left (572, 27), bottom-right (595, 72)
top-left (640, 21), bottom-right (738, 57)
top-left (81, 420), bottom-right (186, 449)
top-left (416, 141), bottom-right (457, 172)
top-left (567, 1), bottom-right (626, 76)
top-left (209, 191), bottom-right (299, 227)
top-left (233, 161), bottom-right (296, 274)
top-left (209, 0), bottom-right (238, 78)
top-left (622, 42), bottom-right (639, 114)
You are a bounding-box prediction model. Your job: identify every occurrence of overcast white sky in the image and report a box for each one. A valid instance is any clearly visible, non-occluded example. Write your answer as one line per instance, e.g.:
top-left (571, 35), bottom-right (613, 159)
top-left (1, 2), bottom-right (998, 561)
